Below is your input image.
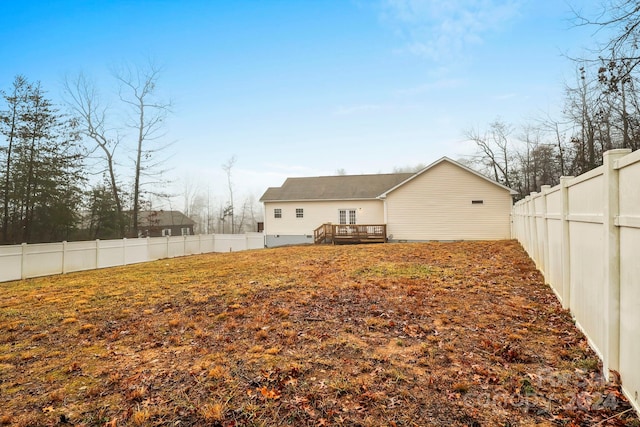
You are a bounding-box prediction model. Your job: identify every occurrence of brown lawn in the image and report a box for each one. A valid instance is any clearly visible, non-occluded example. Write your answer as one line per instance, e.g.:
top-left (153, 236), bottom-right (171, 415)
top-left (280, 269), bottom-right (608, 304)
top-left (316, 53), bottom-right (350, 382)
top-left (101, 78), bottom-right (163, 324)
top-left (0, 240), bottom-right (638, 426)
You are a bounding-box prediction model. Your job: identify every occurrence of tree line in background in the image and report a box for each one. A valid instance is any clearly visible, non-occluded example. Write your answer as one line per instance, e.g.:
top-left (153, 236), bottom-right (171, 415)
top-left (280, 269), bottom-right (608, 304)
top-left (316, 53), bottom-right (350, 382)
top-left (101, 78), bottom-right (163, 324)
top-left (181, 158), bottom-right (263, 237)
top-left (0, 64), bottom-right (262, 245)
top-left (468, 0), bottom-right (640, 199)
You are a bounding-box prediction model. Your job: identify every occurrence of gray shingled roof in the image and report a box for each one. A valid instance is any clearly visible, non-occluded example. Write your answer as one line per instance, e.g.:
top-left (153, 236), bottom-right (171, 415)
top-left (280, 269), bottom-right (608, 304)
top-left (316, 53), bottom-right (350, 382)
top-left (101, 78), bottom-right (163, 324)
top-left (259, 173), bottom-right (414, 202)
top-left (138, 210), bottom-right (195, 227)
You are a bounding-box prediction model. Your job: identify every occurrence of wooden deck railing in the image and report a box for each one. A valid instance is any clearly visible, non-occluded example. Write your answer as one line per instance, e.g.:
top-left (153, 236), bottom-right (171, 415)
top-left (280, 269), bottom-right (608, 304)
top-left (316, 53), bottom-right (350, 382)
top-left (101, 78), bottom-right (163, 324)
top-left (313, 224), bottom-right (387, 244)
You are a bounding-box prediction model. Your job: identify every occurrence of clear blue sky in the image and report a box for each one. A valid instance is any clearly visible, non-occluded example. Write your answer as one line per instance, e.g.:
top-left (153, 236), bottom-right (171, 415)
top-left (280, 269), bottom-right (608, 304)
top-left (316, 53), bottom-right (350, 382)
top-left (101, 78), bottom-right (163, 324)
top-left (0, 0), bottom-right (604, 203)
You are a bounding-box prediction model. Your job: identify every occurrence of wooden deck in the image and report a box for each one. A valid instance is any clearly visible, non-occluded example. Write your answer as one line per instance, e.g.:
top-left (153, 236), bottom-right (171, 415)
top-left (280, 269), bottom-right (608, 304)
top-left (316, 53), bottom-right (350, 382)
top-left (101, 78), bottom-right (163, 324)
top-left (313, 224), bottom-right (387, 245)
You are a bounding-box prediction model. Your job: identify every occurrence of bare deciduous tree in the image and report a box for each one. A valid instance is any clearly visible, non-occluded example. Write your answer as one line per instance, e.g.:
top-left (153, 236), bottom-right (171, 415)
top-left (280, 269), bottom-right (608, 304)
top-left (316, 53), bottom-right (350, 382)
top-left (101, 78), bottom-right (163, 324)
top-left (573, 0), bottom-right (640, 91)
top-left (221, 156), bottom-right (237, 233)
top-left (114, 62), bottom-right (172, 237)
top-left (64, 73), bottom-right (126, 236)
top-left (465, 119), bottom-right (514, 188)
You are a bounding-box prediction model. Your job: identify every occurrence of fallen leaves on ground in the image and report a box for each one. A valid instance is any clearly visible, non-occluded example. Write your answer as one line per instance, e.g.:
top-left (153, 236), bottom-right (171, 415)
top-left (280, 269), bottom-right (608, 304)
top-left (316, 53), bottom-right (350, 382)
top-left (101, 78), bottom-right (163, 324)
top-left (0, 240), bottom-right (638, 426)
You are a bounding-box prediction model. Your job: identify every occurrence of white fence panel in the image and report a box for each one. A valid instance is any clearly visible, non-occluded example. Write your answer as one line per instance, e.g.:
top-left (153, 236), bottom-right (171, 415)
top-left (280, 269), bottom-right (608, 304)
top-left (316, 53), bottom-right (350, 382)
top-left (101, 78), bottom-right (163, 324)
top-left (214, 234), bottom-right (248, 252)
top-left (566, 170), bottom-right (606, 358)
top-left (247, 232), bottom-right (265, 250)
top-left (545, 187), bottom-right (564, 301)
top-left (64, 241), bottom-right (98, 273)
top-left (124, 238), bottom-right (150, 265)
top-left (534, 193), bottom-right (547, 275)
top-left (567, 167), bottom-right (604, 219)
top-left (167, 236), bottom-right (186, 258)
top-left (512, 149), bottom-right (640, 416)
top-left (0, 233), bottom-right (265, 284)
top-left (148, 237), bottom-right (169, 260)
top-left (620, 225), bottom-right (640, 407)
top-left (545, 218), bottom-right (562, 295)
top-left (568, 220), bottom-right (605, 356)
top-left (515, 201), bottom-right (528, 250)
top-left (184, 235), bottom-right (202, 255)
top-left (617, 150), bottom-right (640, 414)
top-left (200, 235), bottom-right (215, 253)
top-left (0, 245), bottom-right (22, 282)
top-left (24, 243), bottom-right (64, 279)
top-left (97, 239), bottom-right (126, 268)
top-left (526, 196), bottom-right (537, 258)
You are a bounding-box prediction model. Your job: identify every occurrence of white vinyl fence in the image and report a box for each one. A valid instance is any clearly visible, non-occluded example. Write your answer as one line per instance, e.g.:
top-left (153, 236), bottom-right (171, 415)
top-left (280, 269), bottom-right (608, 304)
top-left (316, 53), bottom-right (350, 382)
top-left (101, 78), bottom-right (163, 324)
top-left (0, 233), bottom-right (265, 283)
top-left (512, 148), bottom-right (640, 415)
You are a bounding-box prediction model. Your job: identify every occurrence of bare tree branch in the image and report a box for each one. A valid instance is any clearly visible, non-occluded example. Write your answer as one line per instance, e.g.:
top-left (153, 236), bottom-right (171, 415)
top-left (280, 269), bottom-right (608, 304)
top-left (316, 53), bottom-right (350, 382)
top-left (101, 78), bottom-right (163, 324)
top-left (112, 61), bottom-right (173, 237)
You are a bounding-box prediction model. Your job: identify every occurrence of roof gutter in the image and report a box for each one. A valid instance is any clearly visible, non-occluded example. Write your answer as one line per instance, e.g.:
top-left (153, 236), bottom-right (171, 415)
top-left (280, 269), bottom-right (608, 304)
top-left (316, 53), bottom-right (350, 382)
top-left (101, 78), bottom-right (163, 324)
top-left (261, 197), bottom-right (381, 203)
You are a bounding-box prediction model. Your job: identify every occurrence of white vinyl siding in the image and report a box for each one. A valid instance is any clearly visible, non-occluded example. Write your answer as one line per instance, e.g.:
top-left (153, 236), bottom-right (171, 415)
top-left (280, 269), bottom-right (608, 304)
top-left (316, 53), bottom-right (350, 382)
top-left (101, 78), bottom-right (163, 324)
top-left (263, 200), bottom-right (384, 236)
top-left (385, 161), bottom-right (512, 240)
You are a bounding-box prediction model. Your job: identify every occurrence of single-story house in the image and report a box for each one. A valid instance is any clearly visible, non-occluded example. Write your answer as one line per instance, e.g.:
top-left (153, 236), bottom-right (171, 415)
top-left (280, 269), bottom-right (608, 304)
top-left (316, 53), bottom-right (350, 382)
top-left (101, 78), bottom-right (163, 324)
top-left (137, 210), bottom-right (196, 237)
top-left (259, 157), bottom-right (516, 247)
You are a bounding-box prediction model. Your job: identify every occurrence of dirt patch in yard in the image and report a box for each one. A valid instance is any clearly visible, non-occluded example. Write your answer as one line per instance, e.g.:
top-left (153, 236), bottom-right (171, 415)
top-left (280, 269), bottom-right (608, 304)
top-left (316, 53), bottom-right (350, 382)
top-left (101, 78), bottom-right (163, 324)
top-left (0, 240), bottom-right (637, 426)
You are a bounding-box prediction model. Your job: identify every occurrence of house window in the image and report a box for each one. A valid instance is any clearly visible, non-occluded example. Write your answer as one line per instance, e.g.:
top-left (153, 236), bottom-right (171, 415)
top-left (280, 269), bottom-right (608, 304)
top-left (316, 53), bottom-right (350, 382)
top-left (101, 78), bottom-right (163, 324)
top-left (339, 209), bottom-right (356, 224)
top-left (181, 227), bottom-right (190, 236)
top-left (296, 208), bottom-right (304, 218)
top-left (162, 228), bottom-right (171, 236)
top-left (472, 200), bottom-right (484, 205)
top-left (274, 208), bottom-right (282, 218)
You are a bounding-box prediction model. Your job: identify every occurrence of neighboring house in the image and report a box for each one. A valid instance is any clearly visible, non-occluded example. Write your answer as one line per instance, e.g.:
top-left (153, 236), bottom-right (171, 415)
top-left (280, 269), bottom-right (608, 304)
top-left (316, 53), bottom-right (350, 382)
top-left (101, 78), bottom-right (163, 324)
top-left (137, 210), bottom-right (196, 237)
top-left (259, 157), bottom-right (516, 247)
